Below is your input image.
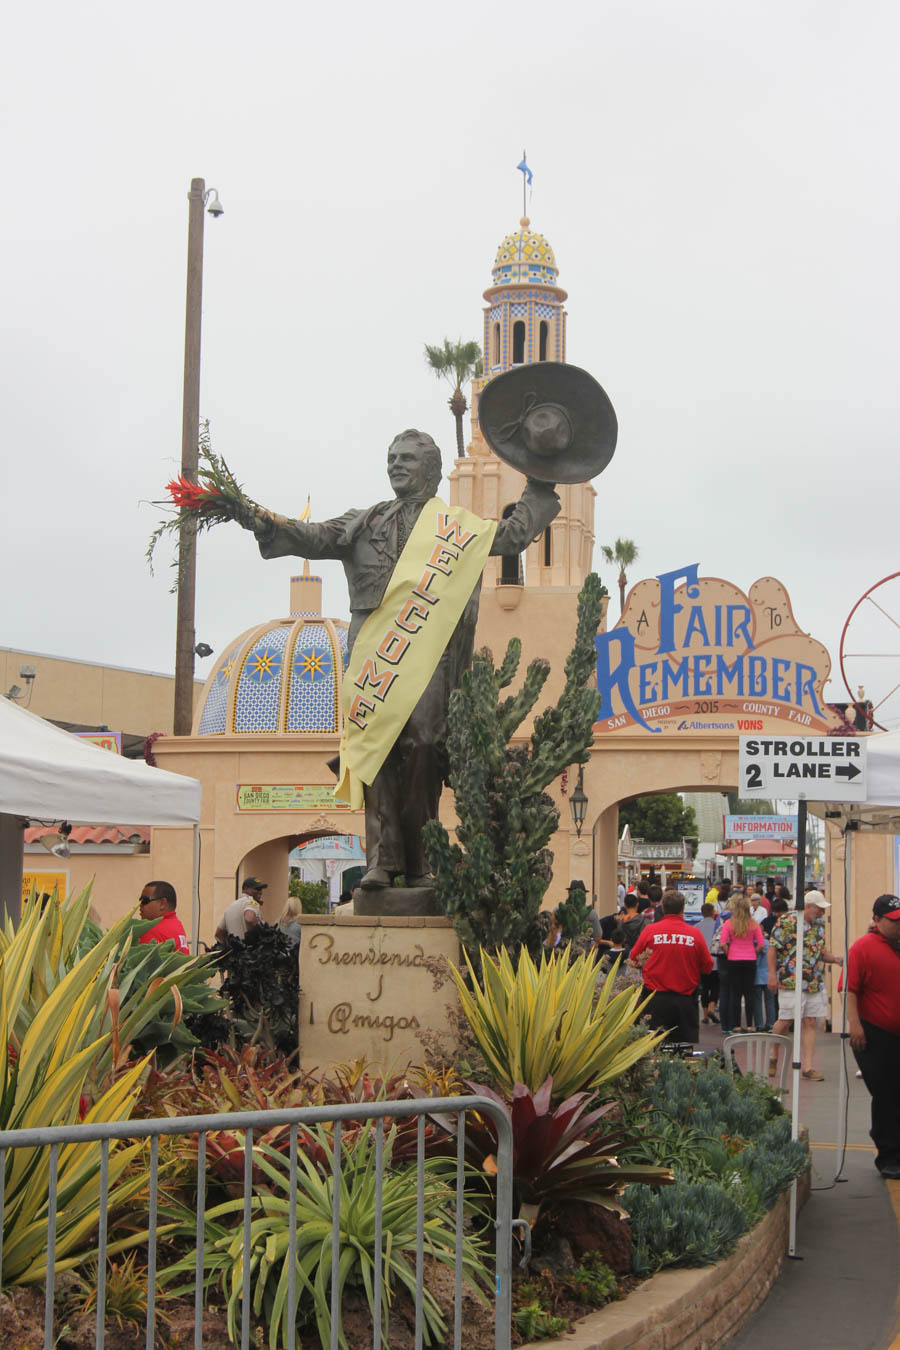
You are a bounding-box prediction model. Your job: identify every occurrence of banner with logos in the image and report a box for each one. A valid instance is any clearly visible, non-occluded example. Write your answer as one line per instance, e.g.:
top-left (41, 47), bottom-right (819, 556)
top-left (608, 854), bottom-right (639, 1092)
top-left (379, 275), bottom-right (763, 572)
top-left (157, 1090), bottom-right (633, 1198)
top-left (236, 785), bottom-right (348, 811)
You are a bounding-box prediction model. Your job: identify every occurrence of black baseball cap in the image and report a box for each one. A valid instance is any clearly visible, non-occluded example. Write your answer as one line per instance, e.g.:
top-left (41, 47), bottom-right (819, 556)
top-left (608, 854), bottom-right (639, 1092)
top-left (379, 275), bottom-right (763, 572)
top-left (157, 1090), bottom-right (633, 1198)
top-left (243, 877), bottom-right (268, 891)
top-left (873, 895), bottom-right (900, 921)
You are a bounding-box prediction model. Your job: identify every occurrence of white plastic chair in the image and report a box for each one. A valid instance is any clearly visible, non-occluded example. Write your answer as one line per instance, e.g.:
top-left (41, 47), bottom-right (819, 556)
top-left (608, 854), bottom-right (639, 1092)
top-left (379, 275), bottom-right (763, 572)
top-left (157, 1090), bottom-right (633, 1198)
top-left (722, 1033), bottom-right (792, 1093)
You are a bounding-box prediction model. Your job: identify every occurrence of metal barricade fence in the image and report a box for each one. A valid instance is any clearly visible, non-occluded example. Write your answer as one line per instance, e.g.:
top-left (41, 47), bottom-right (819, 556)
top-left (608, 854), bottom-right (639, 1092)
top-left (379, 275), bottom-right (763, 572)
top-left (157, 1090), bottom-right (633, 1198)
top-left (0, 1095), bottom-right (513, 1350)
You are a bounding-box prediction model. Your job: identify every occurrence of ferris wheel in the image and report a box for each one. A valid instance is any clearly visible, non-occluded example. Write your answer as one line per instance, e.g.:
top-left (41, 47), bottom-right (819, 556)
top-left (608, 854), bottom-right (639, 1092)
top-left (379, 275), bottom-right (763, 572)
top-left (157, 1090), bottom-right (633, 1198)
top-left (839, 572), bottom-right (900, 732)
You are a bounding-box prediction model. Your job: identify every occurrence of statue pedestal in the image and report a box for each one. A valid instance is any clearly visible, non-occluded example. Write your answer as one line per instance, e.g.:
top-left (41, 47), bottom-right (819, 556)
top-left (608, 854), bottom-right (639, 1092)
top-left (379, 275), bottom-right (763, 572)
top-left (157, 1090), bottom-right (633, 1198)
top-left (296, 914), bottom-right (460, 1074)
top-left (352, 885), bottom-right (440, 917)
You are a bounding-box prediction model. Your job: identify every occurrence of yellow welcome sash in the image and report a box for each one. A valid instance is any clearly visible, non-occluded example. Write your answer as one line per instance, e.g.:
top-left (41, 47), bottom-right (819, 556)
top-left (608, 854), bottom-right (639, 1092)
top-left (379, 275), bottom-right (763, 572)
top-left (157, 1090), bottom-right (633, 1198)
top-left (334, 498), bottom-right (497, 808)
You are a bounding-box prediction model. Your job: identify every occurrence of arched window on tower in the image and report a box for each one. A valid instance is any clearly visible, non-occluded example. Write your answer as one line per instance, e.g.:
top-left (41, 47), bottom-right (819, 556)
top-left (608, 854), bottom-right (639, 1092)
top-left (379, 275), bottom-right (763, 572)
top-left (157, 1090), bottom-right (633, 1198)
top-left (512, 320), bottom-right (526, 364)
top-left (499, 505), bottom-right (524, 585)
top-left (492, 321), bottom-right (501, 368)
top-left (543, 526), bottom-right (552, 567)
top-left (539, 320), bottom-right (549, 361)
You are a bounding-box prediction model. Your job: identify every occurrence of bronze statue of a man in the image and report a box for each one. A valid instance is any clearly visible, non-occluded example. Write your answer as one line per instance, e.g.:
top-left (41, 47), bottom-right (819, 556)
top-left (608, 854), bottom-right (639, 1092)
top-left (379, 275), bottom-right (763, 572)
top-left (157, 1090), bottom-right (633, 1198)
top-left (235, 428), bottom-right (559, 890)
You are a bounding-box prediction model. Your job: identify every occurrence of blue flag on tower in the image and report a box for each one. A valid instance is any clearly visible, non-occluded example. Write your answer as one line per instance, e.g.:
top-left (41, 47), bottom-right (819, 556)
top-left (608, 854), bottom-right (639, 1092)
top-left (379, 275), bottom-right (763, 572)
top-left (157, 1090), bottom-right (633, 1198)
top-left (516, 154), bottom-right (533, 186)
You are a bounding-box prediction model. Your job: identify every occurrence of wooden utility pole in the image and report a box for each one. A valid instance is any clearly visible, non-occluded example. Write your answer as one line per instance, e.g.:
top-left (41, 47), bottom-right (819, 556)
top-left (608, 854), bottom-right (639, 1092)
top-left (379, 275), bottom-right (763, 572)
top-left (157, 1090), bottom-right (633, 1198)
top-left (174, 178), bottom-right (206, 735)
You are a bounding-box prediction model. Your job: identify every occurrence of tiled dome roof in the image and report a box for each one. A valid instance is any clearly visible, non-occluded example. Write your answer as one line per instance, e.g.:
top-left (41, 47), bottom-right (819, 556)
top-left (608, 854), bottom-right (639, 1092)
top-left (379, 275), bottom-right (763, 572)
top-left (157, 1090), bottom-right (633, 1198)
top-left (491, 217), bottom-right (559, 286)
top-left (195, 614), bottom-right (349, 736)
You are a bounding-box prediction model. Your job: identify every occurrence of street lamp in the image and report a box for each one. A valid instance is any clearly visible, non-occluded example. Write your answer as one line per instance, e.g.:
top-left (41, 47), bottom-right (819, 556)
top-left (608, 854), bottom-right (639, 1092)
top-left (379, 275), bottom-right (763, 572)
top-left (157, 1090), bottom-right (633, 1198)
top-left (173, 178), bottom-right (224, 735)
top-left (569, 764), bottom-right (589, 838)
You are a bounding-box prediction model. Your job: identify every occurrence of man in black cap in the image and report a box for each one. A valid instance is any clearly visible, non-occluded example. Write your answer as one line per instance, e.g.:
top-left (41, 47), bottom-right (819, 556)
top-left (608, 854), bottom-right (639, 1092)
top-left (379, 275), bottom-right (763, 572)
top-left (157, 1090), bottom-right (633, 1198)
top-left (845, 894), bottom-right (900, 1179)
top-left (216, 877), bottom-right (267, 942)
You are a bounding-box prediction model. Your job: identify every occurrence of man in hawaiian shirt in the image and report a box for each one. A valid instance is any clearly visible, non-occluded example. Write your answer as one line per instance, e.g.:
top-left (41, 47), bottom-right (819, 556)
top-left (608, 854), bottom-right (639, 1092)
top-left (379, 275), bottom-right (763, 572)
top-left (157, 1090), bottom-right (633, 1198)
top-left (768, 889), bottom-right (843, 1080)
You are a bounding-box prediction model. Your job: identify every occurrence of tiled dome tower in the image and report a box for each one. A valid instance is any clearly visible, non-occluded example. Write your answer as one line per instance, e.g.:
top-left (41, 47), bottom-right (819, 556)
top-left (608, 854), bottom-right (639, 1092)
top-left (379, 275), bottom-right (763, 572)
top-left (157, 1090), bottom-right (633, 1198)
top-left (450, 214), bottom-right (594, 592)
top-left (193, 566), bottom-right (349, 736)
top-left (475, 216), bottom-right (568, 420)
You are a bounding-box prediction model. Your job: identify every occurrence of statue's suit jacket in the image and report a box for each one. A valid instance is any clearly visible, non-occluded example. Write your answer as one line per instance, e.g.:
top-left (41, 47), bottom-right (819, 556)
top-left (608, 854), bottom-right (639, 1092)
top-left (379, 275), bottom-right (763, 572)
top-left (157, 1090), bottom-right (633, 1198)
top-left (256, 482), bottom-right (560, 687)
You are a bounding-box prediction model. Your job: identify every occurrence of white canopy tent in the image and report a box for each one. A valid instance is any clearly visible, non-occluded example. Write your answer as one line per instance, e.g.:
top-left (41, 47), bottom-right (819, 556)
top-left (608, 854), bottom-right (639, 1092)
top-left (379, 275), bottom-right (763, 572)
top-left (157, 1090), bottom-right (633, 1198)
top-left (811, 727), bottom-right (900, 832)
top-left (0, 697), bottom-right (201, 935)
top-left (804, 727), bottom-right (900, 1249)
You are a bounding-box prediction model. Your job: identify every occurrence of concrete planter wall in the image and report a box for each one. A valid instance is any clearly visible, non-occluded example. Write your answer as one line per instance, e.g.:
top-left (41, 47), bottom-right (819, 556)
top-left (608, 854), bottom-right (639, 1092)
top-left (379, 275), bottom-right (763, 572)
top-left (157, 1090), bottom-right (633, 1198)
top-left (522, 1169), bottom-right (810, 1350)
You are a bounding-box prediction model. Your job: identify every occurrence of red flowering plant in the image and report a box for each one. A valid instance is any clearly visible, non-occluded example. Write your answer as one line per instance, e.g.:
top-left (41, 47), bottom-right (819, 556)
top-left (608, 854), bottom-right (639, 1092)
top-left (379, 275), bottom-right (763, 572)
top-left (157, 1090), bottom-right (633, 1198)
top-left (427, 1075), bottom-right (673, 1225)
top-left (146, 422), bottom-right (263, 583)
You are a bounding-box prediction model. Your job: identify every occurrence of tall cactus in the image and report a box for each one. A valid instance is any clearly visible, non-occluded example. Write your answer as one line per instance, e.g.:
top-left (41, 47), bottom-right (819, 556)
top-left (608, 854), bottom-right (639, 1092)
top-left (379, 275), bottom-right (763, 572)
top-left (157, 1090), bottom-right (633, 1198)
top-left (423, 573), bottom-right (607, 956)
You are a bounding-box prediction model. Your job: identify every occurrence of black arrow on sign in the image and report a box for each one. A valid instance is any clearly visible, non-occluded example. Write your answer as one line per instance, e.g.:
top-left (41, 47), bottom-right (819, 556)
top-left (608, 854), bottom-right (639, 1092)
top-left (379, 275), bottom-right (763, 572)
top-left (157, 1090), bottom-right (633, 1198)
top-left (835, 764), bottom-right (862, 780)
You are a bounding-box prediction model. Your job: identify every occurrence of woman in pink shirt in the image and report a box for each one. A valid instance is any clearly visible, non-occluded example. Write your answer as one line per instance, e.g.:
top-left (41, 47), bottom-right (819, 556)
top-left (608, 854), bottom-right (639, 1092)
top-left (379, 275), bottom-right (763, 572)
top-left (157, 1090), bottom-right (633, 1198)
top-left (719, 893), bottom-right (765, 1032)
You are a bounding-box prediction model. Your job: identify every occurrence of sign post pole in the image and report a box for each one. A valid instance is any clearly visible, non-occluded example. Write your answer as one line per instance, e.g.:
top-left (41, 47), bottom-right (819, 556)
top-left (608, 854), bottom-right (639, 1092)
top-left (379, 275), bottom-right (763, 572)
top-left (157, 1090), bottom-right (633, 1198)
top-left (736, 735), bottom-right (867, 1260)
top-left (787, 796), bottom-right (807, 1258)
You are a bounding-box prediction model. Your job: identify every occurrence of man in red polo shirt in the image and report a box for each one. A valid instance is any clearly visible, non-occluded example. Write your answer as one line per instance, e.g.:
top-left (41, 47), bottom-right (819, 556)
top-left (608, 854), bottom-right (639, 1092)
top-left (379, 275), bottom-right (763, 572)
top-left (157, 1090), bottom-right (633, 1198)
top-left (138, 880), bottom-right (190, 955)
top-left (628, 888), bottom-right (714, 1044)
top-left (846, 894), bottom-right (900, 1180)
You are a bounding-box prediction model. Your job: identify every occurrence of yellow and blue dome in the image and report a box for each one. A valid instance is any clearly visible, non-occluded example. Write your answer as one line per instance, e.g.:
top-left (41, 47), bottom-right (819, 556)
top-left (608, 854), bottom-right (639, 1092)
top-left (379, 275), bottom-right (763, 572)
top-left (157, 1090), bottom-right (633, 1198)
top-left (195, 607), bottom-right (349, 736)
top-left (491, 217), bottom-right (558, 286)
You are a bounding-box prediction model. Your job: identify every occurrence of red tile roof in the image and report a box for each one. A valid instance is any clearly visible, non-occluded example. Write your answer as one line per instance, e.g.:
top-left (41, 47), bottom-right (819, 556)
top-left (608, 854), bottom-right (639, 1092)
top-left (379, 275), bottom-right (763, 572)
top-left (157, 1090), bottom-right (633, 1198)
top-left (23, 825), bottom-right (151, 845)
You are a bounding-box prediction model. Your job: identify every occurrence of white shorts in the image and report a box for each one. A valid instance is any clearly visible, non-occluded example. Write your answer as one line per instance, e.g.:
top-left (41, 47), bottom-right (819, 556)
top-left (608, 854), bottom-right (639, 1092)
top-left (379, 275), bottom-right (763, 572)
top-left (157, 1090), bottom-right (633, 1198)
top-left (776, 989), bottom-right (829, 1020)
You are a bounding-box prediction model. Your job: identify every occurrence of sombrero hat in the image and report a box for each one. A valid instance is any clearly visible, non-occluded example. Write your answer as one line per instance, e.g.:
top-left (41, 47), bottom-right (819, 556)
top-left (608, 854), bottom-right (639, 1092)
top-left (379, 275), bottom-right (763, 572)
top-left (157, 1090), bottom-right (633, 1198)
top-left (478, 361), bottom-right (617, 484)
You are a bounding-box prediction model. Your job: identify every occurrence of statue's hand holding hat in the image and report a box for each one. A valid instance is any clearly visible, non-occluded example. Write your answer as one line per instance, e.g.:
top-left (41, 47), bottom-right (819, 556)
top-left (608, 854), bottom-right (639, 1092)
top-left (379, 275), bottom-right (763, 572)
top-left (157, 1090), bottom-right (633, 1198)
top-left (479, 362), bottom-right (617, 484)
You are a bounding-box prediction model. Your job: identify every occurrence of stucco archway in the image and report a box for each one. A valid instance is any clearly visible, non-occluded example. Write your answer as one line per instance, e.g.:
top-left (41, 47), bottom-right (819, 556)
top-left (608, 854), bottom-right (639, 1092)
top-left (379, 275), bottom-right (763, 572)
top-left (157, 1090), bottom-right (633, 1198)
top-left (581, 734), bottom-right (741, 906)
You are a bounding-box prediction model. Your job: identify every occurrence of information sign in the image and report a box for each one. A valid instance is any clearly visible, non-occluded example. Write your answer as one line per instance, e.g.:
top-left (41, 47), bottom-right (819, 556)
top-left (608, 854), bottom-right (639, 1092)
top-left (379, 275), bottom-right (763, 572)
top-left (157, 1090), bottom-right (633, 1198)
top-left (738, 736), bottom-right (868, 802)
top-left (724, 814), bottom-right (798, 840)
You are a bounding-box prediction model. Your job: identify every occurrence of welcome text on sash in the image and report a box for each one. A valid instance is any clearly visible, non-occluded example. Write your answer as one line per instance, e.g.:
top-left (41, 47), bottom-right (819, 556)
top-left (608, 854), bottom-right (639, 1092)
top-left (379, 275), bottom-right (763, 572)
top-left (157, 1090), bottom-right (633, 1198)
top-left (346, 512), bottom-right (477, 731)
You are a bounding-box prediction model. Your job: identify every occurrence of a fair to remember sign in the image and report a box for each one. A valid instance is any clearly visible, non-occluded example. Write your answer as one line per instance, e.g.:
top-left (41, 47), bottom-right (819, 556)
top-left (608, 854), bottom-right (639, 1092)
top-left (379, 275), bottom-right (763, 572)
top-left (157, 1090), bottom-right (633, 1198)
top-left (738, 736), bottom-right (868, 802)
top-left (724, 814), bottom-right (799, 840)
top-left (594, 563), bottom-right (855, 736)
top-left (236, 785), bottom-right (348, 811)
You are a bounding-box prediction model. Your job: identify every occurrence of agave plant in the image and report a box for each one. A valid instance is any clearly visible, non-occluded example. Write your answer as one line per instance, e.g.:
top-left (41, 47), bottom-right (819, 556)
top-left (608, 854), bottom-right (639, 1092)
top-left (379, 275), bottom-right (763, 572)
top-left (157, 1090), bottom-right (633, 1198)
top-left (164, 1123), bottom-right (489, 1350)
top-left (0, 902), bottom-right (155, 1282)
top-left (432, 1076), bottom-right (672, 1224)
top-left (2, 884), bottom-right (225, 1085)
top-left (450, 944), bottom-right (666, 1101)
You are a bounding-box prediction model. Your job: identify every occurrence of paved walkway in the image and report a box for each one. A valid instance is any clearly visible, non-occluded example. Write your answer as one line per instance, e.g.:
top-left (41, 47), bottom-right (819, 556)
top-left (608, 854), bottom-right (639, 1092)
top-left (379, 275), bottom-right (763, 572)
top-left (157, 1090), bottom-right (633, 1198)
top-left (696, 1023), bottom-right (900, 1350)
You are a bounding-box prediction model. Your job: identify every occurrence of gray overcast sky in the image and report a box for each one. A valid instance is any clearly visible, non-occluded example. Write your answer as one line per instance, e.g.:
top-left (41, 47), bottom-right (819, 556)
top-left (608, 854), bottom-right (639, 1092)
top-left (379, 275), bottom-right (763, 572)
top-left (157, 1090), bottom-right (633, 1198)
top-left (3, 1), bottom-right (898, 722)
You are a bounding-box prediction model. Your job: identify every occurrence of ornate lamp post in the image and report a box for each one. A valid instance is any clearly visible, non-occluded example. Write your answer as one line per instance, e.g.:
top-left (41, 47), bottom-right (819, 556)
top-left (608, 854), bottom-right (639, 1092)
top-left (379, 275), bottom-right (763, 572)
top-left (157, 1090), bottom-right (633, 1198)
top-left (569, 764), bottom-right (589, 838)
top-left (173, 178), bottom-right (223, 735)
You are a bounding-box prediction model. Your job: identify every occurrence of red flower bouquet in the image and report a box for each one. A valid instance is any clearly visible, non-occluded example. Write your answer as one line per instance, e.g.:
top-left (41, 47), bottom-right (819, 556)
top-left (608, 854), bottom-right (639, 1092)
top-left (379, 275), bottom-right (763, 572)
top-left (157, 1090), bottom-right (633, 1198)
top-left (147, 424), bottom-right (263, 578)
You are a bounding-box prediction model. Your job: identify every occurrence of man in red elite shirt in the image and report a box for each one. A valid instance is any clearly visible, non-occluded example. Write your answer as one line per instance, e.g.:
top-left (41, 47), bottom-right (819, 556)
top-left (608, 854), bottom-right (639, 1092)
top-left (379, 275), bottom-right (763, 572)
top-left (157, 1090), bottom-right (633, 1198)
top-left (138, 881), bottom-right (190, 955)
top-left (629, 888), bottom-right (714, 1044)
top-left (845, 894), bottom-right (900, 1180)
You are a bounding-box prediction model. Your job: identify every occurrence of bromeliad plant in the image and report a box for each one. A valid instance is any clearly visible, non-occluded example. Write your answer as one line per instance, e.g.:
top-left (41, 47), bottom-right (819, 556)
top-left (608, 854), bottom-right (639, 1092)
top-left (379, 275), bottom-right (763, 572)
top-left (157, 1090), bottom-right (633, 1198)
top-left (165, 1123), bottom-right (490, 1350)
top-left (451, 944), bottom-right (665, 1102)
top-left (135, 1045), bottom-right (327, 1186)
top-left (432, 1076), bottom-right (672, 1225)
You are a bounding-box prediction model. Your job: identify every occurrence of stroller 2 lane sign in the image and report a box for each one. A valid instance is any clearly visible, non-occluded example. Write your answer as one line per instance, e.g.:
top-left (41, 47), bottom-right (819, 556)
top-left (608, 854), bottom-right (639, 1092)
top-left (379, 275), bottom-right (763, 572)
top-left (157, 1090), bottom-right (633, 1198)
top-left (738, 736), bottom-right (869, 802)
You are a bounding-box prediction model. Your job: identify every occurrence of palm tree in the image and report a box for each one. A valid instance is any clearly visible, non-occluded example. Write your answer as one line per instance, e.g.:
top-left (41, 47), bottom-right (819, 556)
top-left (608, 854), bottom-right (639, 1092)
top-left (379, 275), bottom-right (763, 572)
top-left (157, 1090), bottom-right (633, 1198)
top-left (424, 338), bottom-right (483, 458)
top-left (600, 537), bottom-right (640, 616)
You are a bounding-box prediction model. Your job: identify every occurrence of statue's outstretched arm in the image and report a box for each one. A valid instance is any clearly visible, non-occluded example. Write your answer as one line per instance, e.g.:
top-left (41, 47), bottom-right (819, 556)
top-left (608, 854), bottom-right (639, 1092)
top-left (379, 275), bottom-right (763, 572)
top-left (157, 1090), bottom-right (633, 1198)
top-left (232, 503), bottom-right (358, 562)
top-left (490, 479), bottom-right (560, 556)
